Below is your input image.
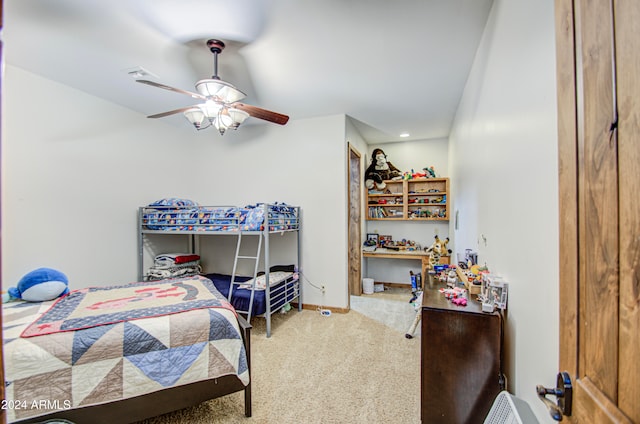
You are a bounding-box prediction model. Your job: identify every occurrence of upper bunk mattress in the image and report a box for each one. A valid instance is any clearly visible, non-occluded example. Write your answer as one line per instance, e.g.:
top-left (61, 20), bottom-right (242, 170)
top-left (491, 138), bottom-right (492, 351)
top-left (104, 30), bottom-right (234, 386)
top-left (140, 199), bottom-right (299, 232)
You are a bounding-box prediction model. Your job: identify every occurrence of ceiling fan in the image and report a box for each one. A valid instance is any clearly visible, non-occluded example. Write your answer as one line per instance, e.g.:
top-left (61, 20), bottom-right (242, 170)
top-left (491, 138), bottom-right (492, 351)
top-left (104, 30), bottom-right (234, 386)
top-left (137, 39), bottom-right (289, 135)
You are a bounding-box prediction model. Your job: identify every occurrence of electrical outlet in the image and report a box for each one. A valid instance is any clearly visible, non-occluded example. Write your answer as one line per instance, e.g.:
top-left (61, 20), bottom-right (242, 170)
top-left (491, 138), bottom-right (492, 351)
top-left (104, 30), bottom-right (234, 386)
top-left (321, 285), bottom-right (326, 294)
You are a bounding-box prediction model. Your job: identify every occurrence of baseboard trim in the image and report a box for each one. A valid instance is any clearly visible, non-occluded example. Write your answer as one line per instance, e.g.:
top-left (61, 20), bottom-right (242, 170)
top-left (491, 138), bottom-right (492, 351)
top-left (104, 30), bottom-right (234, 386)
top-left (376, 282), bottom-right (412, 289)
top-left (291, 303), bottom-right (350, 314)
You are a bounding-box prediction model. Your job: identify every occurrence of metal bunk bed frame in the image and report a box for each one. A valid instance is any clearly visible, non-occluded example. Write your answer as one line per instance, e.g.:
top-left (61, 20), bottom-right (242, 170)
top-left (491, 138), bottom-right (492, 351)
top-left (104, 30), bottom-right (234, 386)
top-left (137, 203), bottom-right (301, 337)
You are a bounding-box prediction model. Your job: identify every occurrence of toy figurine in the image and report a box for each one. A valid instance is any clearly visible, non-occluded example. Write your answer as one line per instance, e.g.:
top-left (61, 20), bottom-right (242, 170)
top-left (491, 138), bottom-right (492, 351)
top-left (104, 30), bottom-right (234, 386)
top-left (423, 166), bottom-right (437, 178)
top-left (412, 169), bottom-right (427, 179)
top-left (452, 297), bottom-right (467, 306)
top-left (439, 286), bottom-right (466, 299)
top-left (446, 267), bottom-right (458, 288)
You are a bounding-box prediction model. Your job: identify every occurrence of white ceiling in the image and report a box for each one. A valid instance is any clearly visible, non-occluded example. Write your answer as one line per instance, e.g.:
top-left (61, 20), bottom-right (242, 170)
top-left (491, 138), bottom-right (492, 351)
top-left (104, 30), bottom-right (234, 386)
top-left (2, 0), bottom-right (494, 143)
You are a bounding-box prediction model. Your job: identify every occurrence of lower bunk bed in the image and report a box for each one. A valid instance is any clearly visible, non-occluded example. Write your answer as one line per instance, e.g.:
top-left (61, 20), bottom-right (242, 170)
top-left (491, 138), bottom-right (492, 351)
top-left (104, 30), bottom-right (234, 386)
top-left (2, 275), bottom-right (251, 424)
top-left (207, 265), bottom-right (300, 320)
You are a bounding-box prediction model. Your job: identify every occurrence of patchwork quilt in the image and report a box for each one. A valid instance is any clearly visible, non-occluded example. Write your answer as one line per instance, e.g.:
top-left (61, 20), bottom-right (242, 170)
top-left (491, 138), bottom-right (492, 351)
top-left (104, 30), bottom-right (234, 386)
top-left (2, 276), bottom-right (249, 423)
top-left (21, 276), bottom-right (235, 337)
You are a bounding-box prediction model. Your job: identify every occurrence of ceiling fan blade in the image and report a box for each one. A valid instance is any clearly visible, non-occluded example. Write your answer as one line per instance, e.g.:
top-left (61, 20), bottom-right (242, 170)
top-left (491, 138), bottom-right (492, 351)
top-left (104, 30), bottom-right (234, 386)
top-left (137, 79), bottom-right (206, 100)
top-left (147, 106), bottom-right (197, 119)
top-left (234, 103), bottom-right (289, 125)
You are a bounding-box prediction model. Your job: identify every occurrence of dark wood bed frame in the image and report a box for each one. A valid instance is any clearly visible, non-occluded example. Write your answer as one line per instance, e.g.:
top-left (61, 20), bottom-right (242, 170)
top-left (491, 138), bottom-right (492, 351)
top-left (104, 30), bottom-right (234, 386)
top-left (13, 316), bottom-right (252, 424)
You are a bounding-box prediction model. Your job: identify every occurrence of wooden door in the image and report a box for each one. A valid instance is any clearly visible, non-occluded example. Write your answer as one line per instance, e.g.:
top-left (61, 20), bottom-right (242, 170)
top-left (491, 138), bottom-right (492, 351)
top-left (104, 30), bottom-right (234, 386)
top-left (614, 3), bottom-right (640, 420)
top-left (1, 0), bottom-right (6, 422)
top-left (556, 0), bottom-right (639, 422)
top-left (347, 144), bottom-right (362, 298)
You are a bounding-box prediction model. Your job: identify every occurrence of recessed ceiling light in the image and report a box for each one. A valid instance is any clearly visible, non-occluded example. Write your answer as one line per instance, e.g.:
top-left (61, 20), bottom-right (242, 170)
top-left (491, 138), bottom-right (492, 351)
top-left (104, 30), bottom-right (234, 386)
top-left (399, 132), bottom-right (410, 138)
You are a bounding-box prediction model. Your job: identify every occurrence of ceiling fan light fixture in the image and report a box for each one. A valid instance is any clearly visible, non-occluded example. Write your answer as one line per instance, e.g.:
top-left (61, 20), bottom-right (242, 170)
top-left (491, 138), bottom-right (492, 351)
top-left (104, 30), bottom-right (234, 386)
top-left (227, 108), bottom-right (250, 128)
top-left (198, 100), bottom-right (223, 118)
top-left (195, 79), bottom-right (246, 104)
top-left (184, 107), bottom-right (207, 130)
top-left (185, 102), bottom-right (249, 135)
top-left (213, 107), bottom-right (250, 135)
top-left (139, 39), bottom-right (288, 135)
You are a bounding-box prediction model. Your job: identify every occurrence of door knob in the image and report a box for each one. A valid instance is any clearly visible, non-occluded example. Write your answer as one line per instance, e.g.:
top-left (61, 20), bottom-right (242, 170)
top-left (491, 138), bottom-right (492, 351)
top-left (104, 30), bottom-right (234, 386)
top-left (536, 371), bottom-right (572, 421)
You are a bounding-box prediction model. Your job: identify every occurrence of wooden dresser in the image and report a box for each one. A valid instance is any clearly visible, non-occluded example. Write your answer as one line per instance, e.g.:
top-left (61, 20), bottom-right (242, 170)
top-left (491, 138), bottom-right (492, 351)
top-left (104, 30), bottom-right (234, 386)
top-left (421, 285), bottom-right (503, 423)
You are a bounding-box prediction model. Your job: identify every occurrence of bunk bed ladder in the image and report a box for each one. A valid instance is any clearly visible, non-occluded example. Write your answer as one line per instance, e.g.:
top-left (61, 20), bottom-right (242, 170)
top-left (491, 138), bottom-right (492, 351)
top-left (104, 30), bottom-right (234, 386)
top-left (228, 232), bottom-right (262, 323)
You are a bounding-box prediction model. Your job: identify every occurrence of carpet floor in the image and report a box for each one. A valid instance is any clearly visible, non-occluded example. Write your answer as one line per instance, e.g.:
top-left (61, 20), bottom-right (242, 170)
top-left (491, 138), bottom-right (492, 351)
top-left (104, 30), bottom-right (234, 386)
top-left (136, 291), bottom-right (421, 424)
top-left (350, 286), bottom-right (421, 337)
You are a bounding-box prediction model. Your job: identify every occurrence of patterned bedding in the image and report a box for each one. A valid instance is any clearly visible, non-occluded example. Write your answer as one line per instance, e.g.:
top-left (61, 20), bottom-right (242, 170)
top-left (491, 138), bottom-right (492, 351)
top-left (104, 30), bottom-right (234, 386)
top-left (206, 272), bottom-right (300, 317)
top-left (140, 199), bottom-right (299, 232)
top-left (2, 276), bottom-right (249, 423)
top-left (237, 271), bottom-right (295, 290)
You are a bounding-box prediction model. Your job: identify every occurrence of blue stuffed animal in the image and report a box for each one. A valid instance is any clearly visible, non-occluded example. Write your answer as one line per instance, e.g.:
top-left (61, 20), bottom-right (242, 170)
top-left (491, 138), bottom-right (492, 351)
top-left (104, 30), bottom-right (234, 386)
top-left (6, 268), bottom-right (70, 302)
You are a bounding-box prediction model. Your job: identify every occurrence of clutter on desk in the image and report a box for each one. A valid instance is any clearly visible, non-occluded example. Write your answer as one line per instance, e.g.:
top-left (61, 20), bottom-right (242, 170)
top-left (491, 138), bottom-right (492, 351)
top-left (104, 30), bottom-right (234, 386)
top-left (363, 233), bottom-right (422, 251)
top-left (439, 286), bottom-right (467, 306)
top-left (452, 253), bottom-right (510, 313)
top-left (455, 263), bottom-right (489, 294)
top-left (363, 238), bottom-right (377, 252)
top-left (478, 273), bottom-right (509, 313)
top-left (375, 235), bottom-right (422, 251)
top-left (457, 248), bottom-right (478, 269)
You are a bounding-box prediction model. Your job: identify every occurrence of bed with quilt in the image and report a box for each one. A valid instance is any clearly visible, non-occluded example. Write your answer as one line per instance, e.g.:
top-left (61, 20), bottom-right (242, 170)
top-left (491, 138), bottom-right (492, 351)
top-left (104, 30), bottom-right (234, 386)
top-left (2, 275), bottom-right (251, 424)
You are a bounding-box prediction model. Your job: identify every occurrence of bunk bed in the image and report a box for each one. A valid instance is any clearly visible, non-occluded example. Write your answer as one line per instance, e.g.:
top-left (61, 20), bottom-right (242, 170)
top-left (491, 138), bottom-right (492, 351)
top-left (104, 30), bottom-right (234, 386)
top-left (138, 200), bottom-right (301, 337)
top-left (2, 274), bottom-right (251, 424)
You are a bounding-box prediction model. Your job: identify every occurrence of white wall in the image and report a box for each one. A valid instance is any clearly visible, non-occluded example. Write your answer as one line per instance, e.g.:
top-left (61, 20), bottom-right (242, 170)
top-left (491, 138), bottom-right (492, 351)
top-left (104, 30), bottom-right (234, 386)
top-left (449, 0), bottom-right (559, 420)
top-left (2, 66), bottom-right (192, 288)
top-left (2, 66), bottom-right (349, 309)
top-left (183, 113), bottom-right (349, 309)
top-left (364, 139), bottom-right (450, 284)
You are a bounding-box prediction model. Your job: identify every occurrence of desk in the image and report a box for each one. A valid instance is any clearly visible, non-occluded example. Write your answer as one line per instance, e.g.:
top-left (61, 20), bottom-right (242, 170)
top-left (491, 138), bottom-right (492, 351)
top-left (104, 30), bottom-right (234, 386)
top-left (362, 249), bottom-right (450, 288)
top-left (420, 284), bottom-right (502, 423)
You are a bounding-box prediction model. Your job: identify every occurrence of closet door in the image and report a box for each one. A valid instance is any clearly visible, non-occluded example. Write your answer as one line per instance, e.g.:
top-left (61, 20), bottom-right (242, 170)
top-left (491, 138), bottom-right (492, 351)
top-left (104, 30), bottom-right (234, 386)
top-left (556, 0), bottom-right (639, 422)
top-left (347, 144), bottom-right (362, 297)
top-left (613, 1), bottom-right (639, 420)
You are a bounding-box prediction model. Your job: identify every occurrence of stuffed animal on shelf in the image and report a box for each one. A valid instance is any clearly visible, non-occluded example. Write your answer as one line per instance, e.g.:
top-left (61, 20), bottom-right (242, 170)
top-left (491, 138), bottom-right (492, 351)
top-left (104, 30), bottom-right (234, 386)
top-left (365, 148), bottom-right (402, 191)
top-left (5, 268), bottom-right (69, 302)
top-left (424, 235), bottom-right (452, 270)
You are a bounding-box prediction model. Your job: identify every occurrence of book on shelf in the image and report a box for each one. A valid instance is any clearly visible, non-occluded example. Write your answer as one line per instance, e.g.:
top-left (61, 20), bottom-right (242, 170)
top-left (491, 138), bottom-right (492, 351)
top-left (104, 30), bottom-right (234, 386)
top-left (368, 207), bottom-right (405, 219)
